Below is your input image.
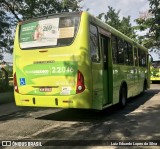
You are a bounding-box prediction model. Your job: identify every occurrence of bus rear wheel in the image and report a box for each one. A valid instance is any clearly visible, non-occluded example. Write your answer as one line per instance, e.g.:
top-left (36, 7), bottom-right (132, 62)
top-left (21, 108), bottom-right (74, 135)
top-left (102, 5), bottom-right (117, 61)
top-left (119, 86), bottom-right (127, 108)
top-left (142, 80), bottom-right (147, 93)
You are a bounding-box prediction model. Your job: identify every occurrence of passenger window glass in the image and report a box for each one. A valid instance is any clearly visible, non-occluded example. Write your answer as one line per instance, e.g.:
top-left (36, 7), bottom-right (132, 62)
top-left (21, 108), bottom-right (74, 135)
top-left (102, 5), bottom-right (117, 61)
top-left (139, 48), bottom-right (147, 67)
top-left (124, 41), bottom-right (129, 65)
top-left (134, 48), bottom-right (138, 66)
top-left (89, 24), bottom-right (100, 62)
top-left (111, 36), bottom-right (118, 64)
top-left (117, 39), bottom-right (124, 64)
top-left (128, 43), bottom-right (133, 65)
top-left (123, 42), bottom-right (133, 66)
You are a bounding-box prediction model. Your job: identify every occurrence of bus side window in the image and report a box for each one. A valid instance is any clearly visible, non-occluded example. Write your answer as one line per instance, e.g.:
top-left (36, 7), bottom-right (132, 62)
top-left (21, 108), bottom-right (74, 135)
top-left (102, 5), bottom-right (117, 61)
top-left (89, 24), bottom-right (100, 62)
top-left (124, 41), bottom-right (133, 66)
top-left (111, 35), bottom-right (118, 64)
top-left (128, 43), bottom-right (133, 66)
top-left (134, 47), bottom-right (138, 66)
top-left (143, 53), bottom-right (147, 67)
top-left (117, 38), bottom-right (124, 64)
top-left (124, 41), bottom-right (129, 65)
top-left (139, 48), bottom-right (146, 67)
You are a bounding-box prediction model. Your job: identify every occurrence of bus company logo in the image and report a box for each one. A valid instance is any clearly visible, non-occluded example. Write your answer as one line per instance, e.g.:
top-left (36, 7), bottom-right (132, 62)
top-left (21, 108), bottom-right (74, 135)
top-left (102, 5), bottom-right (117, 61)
top-left (25, 70), bottom-right (49, 75)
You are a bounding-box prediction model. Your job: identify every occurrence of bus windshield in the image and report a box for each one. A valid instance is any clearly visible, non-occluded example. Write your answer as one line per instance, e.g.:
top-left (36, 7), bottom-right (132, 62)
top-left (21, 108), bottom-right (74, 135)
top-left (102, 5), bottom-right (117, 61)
top-left (151, 60), bottom-right (160, 68)
top-left (19, 16), bottom-right (80, 49)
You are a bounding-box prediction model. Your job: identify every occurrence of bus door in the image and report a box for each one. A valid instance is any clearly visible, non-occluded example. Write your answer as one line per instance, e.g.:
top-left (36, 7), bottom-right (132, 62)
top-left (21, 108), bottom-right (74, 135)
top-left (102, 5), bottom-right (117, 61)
top-left (100, 34), bottom-right (111, 105)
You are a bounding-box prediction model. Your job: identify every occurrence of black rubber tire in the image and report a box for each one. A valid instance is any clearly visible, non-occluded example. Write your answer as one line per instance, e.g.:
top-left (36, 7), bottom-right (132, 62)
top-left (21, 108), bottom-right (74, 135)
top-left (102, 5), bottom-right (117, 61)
top-left (119, 86), bottom-right (127, 108)
top-left (142, 80), bottom-right (147, 93)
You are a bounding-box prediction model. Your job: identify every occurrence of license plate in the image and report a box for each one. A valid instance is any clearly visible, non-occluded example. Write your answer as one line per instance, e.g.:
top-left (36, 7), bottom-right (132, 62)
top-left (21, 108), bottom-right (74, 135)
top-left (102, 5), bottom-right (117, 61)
top-left (39, 87), bottom-right (52, 92)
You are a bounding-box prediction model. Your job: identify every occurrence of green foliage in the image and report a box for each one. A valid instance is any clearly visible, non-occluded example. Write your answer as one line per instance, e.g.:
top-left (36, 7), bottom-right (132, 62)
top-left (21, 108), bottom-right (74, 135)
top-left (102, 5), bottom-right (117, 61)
top-left (97, 6), bottom-right (136, 39)
top-left (135, 0), bottom-right (160, 50)
top-left (0, 0), bottom-right (82, 59)
top-left (0, 3), bottom-right (15, 54)
top-left (98, 7), bottom-right (121, 30)
top-left (13, 0), bottom-right (82, 20)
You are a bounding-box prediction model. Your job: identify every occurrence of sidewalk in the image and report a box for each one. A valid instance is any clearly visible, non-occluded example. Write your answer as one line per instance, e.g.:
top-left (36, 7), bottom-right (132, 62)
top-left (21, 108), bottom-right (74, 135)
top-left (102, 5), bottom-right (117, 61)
top-left (0, 91), bottom-right (14, 104)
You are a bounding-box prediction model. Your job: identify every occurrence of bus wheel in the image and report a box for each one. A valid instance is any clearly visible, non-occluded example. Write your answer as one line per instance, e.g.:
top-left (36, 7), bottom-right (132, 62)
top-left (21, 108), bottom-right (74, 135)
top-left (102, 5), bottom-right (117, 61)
top-left (119, 86), bottom-right (127, 108)
top-left (142, 80), bottom-right (147, 93)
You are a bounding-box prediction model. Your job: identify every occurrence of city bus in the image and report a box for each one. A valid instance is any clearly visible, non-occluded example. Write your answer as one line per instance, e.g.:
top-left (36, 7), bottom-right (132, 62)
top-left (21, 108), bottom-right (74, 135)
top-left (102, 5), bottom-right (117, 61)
top-left (150, 60), bottom-right (160, 82)
top-left (13, 11), bottom-right (150, 110)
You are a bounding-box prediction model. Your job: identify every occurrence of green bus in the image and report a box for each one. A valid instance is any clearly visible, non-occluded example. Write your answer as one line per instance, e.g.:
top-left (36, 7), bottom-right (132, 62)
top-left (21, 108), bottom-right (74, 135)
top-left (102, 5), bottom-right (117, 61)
top-left (13, 11), bottom-right (150, 110)
top-left (150, 60), bottom-right (160, 82)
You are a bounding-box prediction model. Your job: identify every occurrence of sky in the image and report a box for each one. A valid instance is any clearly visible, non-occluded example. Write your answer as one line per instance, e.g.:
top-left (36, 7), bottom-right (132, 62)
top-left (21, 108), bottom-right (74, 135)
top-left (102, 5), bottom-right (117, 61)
top-left (3, 53), bottom-right (12, 63)
top-left (82, 0), bottom-right (150, 24)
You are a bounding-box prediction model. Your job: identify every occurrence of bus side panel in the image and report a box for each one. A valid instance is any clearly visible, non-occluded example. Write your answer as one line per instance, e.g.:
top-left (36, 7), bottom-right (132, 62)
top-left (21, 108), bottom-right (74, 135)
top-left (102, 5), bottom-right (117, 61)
top-left (91, 63), bottom-right (103, 110)
top-left (138, 67), bottom-right (147, 92)
top-left (112, 65), bottom-right (136, 105)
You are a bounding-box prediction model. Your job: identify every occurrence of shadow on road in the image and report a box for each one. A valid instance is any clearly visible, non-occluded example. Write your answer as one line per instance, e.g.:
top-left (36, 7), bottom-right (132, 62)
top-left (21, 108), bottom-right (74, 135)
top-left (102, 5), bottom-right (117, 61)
top-left (0, 88), bottom-right (159, 124)
top-left (33, 89), bottom-right (160, 149)
top-left (0, 105), bottom-right (55, 121)
top-left (151, 81), bottom-right (160, 84)
top-left (36, 89), bottom-right (160, 122)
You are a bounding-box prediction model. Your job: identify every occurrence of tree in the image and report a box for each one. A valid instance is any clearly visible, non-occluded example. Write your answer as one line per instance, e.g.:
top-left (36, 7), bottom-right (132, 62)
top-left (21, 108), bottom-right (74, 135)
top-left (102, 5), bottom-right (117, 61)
top-left (121, 16), bottom-right (136, 39)
top-left (1, 0), bottom-right (82, 21)
top-left (97, 6), bottom-right (121, 31)
top-left (149, 0), bottom-right (160, 44)
top-left (0, 0), bottom-right (82, 60)
top-left (97, 6), bottom-right (136, 39)
top-left (135, 0), bottom-right (160, 49)
top-left (0, 2), bottom-right (15, 55)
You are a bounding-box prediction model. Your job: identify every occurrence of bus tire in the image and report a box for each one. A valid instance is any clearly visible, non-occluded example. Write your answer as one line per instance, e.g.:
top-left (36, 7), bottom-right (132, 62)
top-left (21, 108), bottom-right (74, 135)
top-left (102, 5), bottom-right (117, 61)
top-left (119, 86), bottom-right (127, 108)
top-left (142, 80), bottom-right (147, 93)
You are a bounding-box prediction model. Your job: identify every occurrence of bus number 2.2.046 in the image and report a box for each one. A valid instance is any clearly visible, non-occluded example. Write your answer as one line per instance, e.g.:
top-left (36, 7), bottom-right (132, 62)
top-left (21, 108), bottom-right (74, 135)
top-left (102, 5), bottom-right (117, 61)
top-left (52, 67), bottom-right (74, 73)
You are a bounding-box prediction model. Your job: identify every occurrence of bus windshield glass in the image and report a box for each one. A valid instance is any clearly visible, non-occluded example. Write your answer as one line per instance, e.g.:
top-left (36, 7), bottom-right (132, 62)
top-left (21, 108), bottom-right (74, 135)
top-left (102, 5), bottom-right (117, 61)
top-left (151, 60), bottom-right (160, 68)
top-left (19, 16), bottom-right (80, 49)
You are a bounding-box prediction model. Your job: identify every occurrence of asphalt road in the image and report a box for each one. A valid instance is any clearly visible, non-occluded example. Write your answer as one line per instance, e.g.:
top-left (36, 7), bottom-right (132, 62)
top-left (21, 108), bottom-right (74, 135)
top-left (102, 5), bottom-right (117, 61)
top-left (0, 84), bottom-right (160, 149)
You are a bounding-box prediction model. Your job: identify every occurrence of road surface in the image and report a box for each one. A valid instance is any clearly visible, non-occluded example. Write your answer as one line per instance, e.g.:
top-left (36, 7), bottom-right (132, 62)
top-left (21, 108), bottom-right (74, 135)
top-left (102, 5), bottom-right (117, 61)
top-left (0, 84), bottom-right (160, 149)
